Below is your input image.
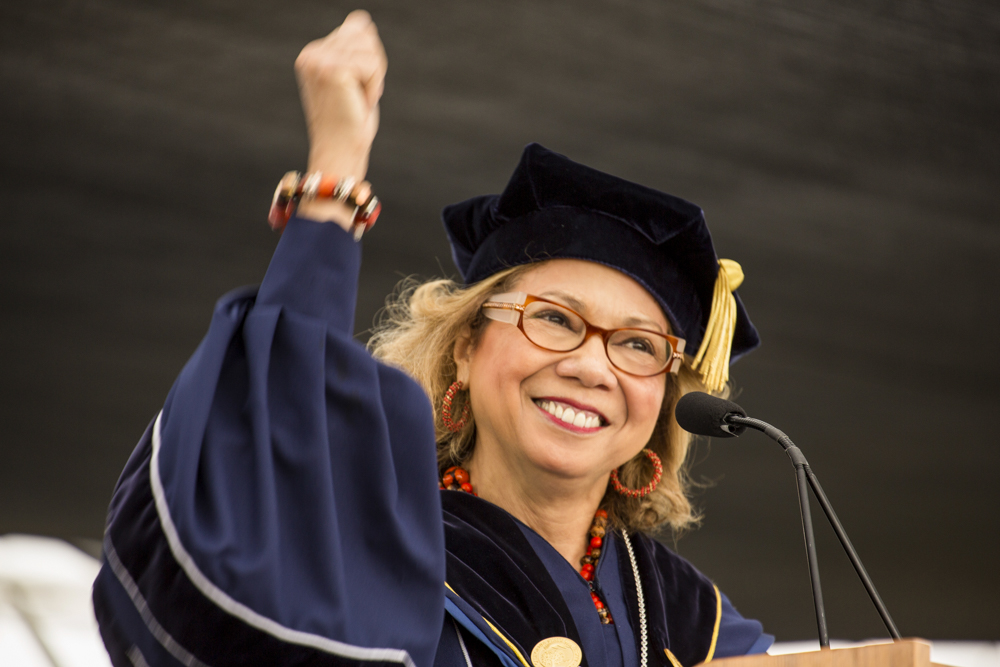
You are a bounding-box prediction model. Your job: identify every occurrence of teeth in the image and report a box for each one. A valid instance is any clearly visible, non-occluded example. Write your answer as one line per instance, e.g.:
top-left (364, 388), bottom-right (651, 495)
top-left (538, 400), bottom-right (602, 429)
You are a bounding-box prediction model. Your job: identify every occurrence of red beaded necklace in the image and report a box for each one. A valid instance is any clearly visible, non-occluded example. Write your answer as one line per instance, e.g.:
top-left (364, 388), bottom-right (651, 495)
top-left (441, 466), bottom-right (614, 624)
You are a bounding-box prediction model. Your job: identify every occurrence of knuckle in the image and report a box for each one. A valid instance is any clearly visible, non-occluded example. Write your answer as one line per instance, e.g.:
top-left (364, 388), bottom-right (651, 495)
top-left (295, 43), bottom-right (318, 71)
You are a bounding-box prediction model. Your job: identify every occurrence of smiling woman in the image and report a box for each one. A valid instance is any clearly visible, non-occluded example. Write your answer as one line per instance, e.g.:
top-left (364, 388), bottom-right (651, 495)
top-left (92, 11), bottom-right (771, 667)
top-left (359, 141), bottom-right (769, 667)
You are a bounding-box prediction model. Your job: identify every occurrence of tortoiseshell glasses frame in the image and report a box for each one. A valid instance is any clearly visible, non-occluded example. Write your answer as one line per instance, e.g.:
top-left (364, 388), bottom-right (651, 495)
top-left (481, 292), bottom-right (686, 377)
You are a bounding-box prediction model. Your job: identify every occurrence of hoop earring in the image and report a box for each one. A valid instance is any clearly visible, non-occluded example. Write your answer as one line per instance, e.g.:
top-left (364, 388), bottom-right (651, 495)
top-left (609, 448), bottom-right (663, 498)
top-left (441, 380), bottom-right (471, 433)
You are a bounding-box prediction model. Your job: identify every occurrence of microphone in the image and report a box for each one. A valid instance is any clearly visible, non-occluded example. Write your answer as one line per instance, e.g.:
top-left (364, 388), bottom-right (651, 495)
top-left (674, 391), bottom-right (901, 646)
top-left (674, 392), bottom-right (747, 438)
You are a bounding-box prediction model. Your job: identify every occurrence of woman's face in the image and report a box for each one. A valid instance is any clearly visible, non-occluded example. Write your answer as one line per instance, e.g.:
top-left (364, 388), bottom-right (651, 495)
top-left (457, 259), bottom-right (669, 485)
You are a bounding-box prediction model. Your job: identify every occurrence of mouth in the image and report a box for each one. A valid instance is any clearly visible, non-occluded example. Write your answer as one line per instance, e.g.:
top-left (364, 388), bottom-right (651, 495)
top-left (533, 397), bottom-right (608, 431)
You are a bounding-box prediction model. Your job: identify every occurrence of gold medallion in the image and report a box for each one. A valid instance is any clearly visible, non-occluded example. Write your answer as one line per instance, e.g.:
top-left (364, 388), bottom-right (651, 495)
top-left (530, 637), bottom-right (582, 667)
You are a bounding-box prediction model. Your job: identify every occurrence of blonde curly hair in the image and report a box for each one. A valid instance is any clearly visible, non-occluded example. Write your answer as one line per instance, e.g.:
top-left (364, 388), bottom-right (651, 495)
top-left (368, 263), bottom-right (716, 534)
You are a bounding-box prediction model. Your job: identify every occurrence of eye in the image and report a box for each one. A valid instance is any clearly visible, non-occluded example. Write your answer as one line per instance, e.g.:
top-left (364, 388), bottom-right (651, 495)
top-left (530, 308), bottom-right (578, 331)
top-left (614, 335), bottom-right (658, 356)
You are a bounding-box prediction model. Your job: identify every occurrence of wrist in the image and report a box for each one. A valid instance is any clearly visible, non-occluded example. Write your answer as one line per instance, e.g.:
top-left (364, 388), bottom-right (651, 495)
top-left (296, 200), bottom-right (355, 231)
top-left (307, 145), bottom-right (370, 182)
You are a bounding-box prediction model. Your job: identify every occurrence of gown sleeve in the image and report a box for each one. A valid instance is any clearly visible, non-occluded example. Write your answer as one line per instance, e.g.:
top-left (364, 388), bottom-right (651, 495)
top-left (713, 592), bottom-right (774, 658)
top-left (92, 217), bottom-right (446, 667)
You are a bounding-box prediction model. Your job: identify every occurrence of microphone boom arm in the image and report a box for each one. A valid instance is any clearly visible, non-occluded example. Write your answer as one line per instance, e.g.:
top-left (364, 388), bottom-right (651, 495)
top-left (803, 467), bottom-right (902, 640)
top-left (726, 415), bottom-right (830, 647)
top-left (726, 415), bottom-right (902, 642)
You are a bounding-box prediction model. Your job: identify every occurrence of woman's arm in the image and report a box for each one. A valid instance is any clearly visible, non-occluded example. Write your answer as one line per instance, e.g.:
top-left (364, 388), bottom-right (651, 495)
top-left (93, 13), bottom-right (446, 667)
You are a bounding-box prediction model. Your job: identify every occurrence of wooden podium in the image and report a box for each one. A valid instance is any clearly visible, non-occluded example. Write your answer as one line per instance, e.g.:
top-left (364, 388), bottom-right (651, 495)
top-left (708, 640), bottom-right (948, 667)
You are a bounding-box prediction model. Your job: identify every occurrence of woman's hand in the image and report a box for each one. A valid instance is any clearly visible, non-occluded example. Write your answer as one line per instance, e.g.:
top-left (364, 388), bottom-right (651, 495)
top-left (294, 10), bottom-right (387, 226)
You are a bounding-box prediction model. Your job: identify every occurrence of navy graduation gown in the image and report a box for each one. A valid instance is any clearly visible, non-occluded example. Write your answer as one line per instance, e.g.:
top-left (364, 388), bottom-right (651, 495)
top-left (438, 492), bottom-right (770, 667)
top-left (92, 217), bottom-right (769, 667)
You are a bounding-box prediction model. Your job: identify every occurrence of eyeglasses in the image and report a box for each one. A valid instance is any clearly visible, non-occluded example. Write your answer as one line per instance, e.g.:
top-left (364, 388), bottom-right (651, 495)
top-left (481, 292), bottom-right (686, 377)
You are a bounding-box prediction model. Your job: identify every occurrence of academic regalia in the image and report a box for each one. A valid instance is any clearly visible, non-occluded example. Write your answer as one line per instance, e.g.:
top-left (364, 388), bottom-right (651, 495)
top-left (94, 146), bottom-right (772, 667)
top-left (438, 492), bottom-right (771, 667)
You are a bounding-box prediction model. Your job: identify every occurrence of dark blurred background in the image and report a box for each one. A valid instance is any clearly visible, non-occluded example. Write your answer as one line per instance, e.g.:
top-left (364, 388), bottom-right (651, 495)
top-left (1, 0), bottom-right (998, 643)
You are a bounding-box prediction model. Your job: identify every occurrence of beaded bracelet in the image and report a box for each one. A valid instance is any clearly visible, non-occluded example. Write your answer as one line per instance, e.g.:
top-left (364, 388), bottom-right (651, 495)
top-left (268, 171), bottom-right (382, 240)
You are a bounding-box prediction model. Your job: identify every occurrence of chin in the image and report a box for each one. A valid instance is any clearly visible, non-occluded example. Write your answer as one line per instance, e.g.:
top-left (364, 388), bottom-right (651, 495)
top-left (523, 435), bottom-right (608, 481)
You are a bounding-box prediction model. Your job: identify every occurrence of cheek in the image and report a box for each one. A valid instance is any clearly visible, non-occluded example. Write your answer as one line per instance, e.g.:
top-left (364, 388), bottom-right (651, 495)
top-left (468, 328), bottom-right (534, 402)
top-left (624, 380), bottom-right (667, 434)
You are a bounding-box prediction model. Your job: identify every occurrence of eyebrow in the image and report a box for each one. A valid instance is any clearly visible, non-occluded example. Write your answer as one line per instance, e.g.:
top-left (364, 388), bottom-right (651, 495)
top-left (536, 290), bottom-right (667, 334)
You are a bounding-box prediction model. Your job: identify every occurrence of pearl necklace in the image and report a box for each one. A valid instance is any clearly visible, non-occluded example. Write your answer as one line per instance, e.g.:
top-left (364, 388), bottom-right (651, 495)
top-left (441, 466), bottom-right (614, 624)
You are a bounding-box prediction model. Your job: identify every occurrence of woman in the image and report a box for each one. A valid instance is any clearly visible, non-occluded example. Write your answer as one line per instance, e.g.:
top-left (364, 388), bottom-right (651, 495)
top-left (93, 12), bottom-right (771, 667)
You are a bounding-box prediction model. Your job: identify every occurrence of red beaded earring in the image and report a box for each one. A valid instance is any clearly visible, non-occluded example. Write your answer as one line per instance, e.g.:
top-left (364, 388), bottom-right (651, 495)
top-left (609, 448), bottom-right (663, 498)
top-left (441, 380), bottom-right (471, 433)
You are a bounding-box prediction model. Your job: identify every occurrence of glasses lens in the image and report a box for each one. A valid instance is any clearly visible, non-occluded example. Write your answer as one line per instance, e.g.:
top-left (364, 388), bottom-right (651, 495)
top-left (607, 329), bottom-right (672, 376)
top-left (521, 301), bottom-right (586, 351)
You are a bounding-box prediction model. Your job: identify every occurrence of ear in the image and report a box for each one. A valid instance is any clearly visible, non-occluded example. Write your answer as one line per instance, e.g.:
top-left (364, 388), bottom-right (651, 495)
top-left (453, 325), bottom-right (474, 386)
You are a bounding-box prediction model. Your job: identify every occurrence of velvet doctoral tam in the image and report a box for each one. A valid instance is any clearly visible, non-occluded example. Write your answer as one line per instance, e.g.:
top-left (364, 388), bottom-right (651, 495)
top-left (442, 143), bottom-right (760, 362)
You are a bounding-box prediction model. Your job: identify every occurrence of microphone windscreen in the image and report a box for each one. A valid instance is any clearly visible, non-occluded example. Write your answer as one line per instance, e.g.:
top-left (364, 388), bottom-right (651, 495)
top-left (675, 392), bottom-right (747, 438)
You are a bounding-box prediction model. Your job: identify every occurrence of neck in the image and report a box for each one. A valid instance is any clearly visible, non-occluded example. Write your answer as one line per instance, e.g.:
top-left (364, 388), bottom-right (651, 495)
top-left (466, 446), bottom-right (608, 567)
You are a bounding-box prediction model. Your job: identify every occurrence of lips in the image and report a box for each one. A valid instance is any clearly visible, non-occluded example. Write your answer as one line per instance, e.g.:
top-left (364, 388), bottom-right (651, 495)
top-left (533, 398), bottom-right (607, 429)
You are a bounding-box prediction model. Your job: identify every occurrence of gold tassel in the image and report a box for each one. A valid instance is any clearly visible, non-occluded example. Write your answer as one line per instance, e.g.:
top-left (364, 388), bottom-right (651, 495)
top-left (692, 259), bottom-right (744, 393)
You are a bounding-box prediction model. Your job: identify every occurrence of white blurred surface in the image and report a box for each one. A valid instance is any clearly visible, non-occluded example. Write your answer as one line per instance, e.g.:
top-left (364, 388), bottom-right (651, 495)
top-left (0, 534), bottom-right (111, 667)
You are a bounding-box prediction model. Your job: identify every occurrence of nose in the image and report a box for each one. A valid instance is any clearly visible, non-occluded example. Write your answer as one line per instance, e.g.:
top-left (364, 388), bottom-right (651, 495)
top-left (554, 332), bottom-right (618, 390)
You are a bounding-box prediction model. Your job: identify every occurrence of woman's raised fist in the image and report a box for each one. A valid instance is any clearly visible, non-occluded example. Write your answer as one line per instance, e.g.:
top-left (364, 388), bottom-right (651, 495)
top-left (295, 10), bottom-right (387, 182)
